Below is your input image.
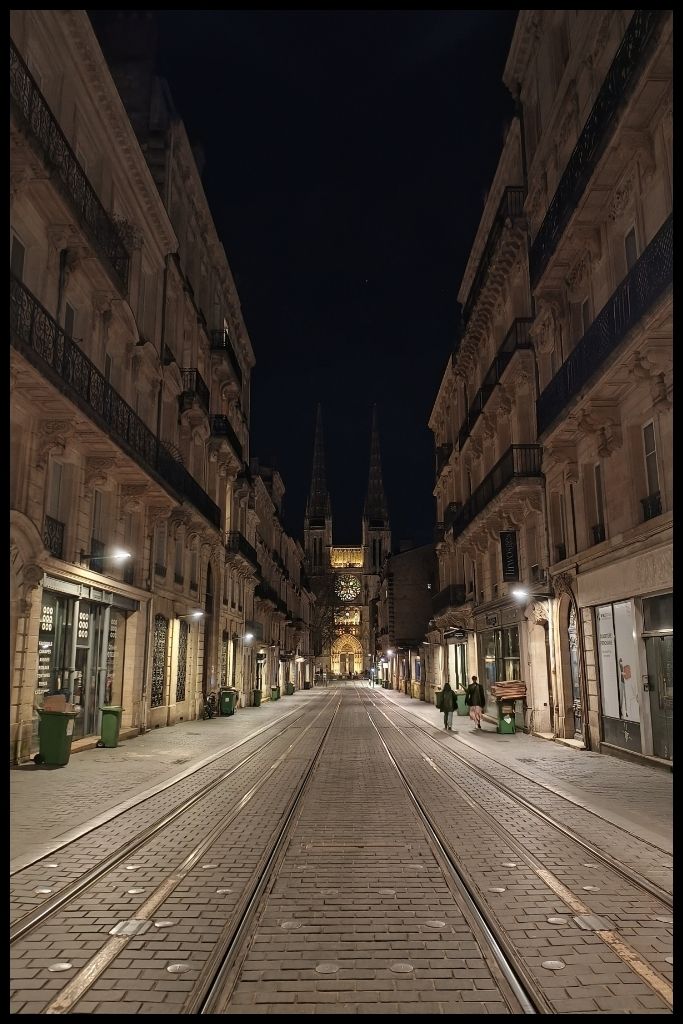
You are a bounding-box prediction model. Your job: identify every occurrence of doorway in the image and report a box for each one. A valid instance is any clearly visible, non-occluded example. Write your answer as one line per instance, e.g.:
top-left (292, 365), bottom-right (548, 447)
top-left (642, 594), bottom-right (672, 761)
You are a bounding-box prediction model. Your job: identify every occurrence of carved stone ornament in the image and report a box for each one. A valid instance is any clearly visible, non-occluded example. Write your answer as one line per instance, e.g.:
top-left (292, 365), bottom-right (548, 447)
top-left (496, 387), bottom-right (514, 416)
top-left (530, 298), bottom-right (561, 355)
top-left (119, 484), bottom-right (149, 515)
top-left (18, 562), bottom-right (45, 617)
top-left (480, 414), bottom-right (496, 440)
top-left (565, 253), bottom-right (589, 295)
top-left (608, 175), bottom-right (634, 222)
top-left (35, 420), bottom-right (75, 470)
top-left (146, 505), bottom-right (171, 530)
top-left (530, 600), bottom-right (549, 625)
top-left (552, 571), bottom-right (575, 599)
top-left (84, 457), bottom-right (117, 492)
top-left (651, 373), bottom-right (672, 412)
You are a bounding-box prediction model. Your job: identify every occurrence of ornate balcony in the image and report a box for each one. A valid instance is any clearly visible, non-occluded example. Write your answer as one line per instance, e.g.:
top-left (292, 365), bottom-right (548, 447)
top-left (11, 275), bottom-right (220, 528)
top-left (210, 329), bottom-right (243, 386)
top-left (10, 41), bottom-right (129, 293)
top-left (180, 368), bottom-right (210, 417)
top-left (435, 442), bottom-right (453, 480)
top-left (226, 530), bottom-right (259, 571)
top-left (462, 187), bottom-right (526, 326)
top-left (43, 515), bottom-right (64, 558)
top-left (447, 445), bottom-right (543, 541)
top-left (641, 491), bottom-right (662, 522)
top-left (458, 318), bottom-right (533, 451)
top-left (432, 584), bottom-right (467, 615)
top-left (529, 11), bottom-right (668, 288)
top-left (210, 414), bottom-right (243, 462)
top-left (537, 214), bottom-right (673, 436)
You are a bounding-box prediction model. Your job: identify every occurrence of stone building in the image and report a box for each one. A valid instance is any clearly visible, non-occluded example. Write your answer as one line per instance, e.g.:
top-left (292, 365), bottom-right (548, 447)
top-left (377, 543), bottom-right (437, 699)
top-left (9, 10), bottom-right (311, 762)
top-left (304, 406), bottom-right (391, 679)
top-left (506, 10), bottom-right (672, 764)
top-left (427, 10), bottom-right (672, 767)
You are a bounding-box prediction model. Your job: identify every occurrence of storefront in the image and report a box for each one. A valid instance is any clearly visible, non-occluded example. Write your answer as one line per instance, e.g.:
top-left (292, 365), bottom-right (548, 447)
top-left (595, 599), bottom-right (642, 753)
top-left (476, 607), bottom-right (524, 726)
top-left (446, 634), bottom-right (468, 691)
top-left (641, 593), bottom-right (672, 761)
top-left (37, 575), bottom-right (139, 742)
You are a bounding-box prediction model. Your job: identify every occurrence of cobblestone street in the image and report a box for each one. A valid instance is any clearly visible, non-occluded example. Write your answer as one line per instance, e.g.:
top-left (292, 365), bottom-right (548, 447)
top-left (10, 684), bottom-right (672, 1014)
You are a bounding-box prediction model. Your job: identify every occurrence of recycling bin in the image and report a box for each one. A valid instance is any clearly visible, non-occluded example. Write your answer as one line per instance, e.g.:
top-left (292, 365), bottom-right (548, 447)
top-left (97, 706), bottom-right (123, 748)
top-left (252, 688), bottom-right (262, 707)
top-left (497, 699), bottom-right (517, 734)
top-left (33, 709), bottom-right (79, 766)
top-left (270, 685), bottom-right (280, 701)
top-left (219, 689), bottom-right (237, 716)
top-left (435, 688), bottom-right (444, 710)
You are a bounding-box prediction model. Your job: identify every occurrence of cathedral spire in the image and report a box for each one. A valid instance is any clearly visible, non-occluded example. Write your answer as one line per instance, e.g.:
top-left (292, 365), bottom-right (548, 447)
top-left (364, 405), bottom-right (389, 522)
top-left (306, 403), bottom-right (331, 518)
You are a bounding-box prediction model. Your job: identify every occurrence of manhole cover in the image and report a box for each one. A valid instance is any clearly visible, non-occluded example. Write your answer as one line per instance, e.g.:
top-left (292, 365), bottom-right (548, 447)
top-left (378, 888), bottom-right (396, 895)
top-left (319, 888), bottom-right (338, 896)
top-left (45, 863), bottom-right (59, 868)
top-left (167, 963), bottom-right (192, 974)
top-left (201, 864), bottom-right (218, 870)
top-left (501, 862), bottom-right (518, 868)
top-left (154, 920), bottom-right (174, 929)
top-left (390, 962), bottom-right (413, 973)
top-left (582, 885), bottom-right (600, 892)
top-left (127, 888), bottom-right (145, 895)
top-left (489, 887), bottom-right (506, 893)
top-left (125, 865), bottom-right (139, 871)
top-left (281, 920), bottom-right (302, 930)
top-left (541, 960), bottom-right (565, 971)
top-left (424, 920), bottom-right (447, 929)
top-left (583, 862), bottom-right (598, 868)
top-left (34, 888), bottom-right (52, 895)
top-left (48, 962), bottom-right (73, 972)
top-left (110, 919), bottom-right (152, 937)
top-left (655, 916), bottom-right (673, 925)
top-left (216, 888), bottom-right (232, 895)
top-left (315, 962), bottom-right (339, 974)
top-left (547, 916), bottom-right (568, 925)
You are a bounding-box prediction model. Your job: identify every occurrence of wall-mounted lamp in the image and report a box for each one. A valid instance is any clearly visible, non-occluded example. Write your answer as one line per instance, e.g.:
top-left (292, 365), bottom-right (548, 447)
top-left (176, 610), bottom-right (204, 620)
top-left (387, 649), bottom-right (394, 656)
top-left (511, 588), bottom-right (553, 603)
top-left (81, 547), bottom-right (132, 564)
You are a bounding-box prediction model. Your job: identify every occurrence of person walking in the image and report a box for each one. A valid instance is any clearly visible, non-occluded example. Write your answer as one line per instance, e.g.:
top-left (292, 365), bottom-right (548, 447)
top-left (465, 675), bottom-right (486, 730)
top-left (441, 680), bottom-right (456, 731)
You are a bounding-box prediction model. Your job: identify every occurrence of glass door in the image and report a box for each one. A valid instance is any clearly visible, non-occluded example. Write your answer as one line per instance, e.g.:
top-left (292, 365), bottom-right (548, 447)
top-left (645, 635), bottom-right (673, 761)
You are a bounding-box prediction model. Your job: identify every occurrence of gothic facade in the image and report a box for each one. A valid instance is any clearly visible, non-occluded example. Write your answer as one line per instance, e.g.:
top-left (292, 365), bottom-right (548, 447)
top-left (304, 407), bottom-right (391, 678)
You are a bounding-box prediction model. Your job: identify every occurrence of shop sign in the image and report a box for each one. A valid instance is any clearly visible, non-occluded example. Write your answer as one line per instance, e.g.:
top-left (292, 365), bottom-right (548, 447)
top-left (447, 629), bottom-right (469, 642)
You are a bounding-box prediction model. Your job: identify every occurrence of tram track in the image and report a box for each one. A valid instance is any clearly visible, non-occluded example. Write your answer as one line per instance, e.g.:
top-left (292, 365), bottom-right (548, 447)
top-left (370, 687), bottom-right (672, 909)
top-left (358, 687), bottom-right (673, 1012)
top-left (10, 693), bottom-right (338, 947)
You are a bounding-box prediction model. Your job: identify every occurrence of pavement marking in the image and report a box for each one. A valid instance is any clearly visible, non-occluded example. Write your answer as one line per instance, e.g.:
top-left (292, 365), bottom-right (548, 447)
top-left (42, 697), bottom-right (338, 1015)
top-left (365, 691), bottom-right (673, 1010)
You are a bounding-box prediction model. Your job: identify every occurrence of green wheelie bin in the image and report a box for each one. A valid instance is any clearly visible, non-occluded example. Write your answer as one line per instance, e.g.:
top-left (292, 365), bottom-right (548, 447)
top-left (435, 688), bottom-right (444, 710)
top-left (284, 682), bottom-right (295, 696)
top-left (33, 709), bottom-right (79, 766)
top-left (497, 699), bottom-right (517, 734)
top-left (219, 688), bottom-right (237, 716)
top-left (270, 685), bottom-right (280, 701)
top-left (252, 688), bottom-right (262, 707)
top-left (97, 706), bottom-right (124, 748)
top-left (456, 690), bottom-right (469, 716)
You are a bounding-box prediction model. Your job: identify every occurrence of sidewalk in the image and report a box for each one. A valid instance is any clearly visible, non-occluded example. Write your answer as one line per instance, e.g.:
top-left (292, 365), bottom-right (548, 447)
top-left (375, 687), bottom-right (673, 853)
top-left (9, 691), bottom-right (321, 866)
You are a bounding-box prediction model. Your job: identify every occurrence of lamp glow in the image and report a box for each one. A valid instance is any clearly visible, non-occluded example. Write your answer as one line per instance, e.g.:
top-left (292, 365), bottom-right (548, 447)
top-left (511, 588), bottom-right (529, 601)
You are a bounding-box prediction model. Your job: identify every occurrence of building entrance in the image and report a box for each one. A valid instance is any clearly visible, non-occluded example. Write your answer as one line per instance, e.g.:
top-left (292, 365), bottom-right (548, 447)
top-left (642, 594), bottom-right (673, 761)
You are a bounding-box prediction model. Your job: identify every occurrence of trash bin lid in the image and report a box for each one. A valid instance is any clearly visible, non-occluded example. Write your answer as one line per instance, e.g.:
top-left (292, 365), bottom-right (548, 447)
top-left (37, 708), bottom-right (79, 717)
top-left (99, 706), bottom-right (124, 711)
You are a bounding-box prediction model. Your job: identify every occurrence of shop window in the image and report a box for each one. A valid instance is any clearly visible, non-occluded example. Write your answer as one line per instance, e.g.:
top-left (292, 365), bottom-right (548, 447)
top-left (642, 594), bottom-right (672, 633)
top-left (595, 602), bottom-right (641, 750)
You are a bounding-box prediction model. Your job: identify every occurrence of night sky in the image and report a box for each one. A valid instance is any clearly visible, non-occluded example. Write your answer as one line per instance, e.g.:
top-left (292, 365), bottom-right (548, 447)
top-left (150, 11), bottom-right (518, 546)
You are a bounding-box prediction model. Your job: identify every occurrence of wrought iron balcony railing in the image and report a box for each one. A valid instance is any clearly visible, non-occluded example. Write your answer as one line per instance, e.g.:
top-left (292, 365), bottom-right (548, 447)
top-left (43, 515), bottom-right (64, 558)
top-left (529, 10), bottom-right (668, 288)
top-left (180, 368), bottom-right (210, 417)
top-left (10, 41), bottom-right (129, 292)
top-left (641, 491), bottom-right (662, 522)
top-left (435, 442), bottom-right (453, 479)
top-left (447, 445), bottom-right (543, 541)
top-left (226, 530), bottom-right (258, 569)
top-left (461, 187), bottom-right (526, 326)
top-left (210, 414), bottom-right (243, 462)
top-left (537, 214), bottom-right (672, 435)
top-left (432, 583), bottom-right (467, 615)
top-left (458, 318), bottom-right (533, 451)
top-left (11, 275), bottom-right (220, 528)
top-left (210, 329), bottom-right (243, 386)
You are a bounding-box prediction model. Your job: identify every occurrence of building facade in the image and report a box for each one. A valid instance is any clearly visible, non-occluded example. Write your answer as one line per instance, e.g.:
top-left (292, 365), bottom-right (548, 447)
top-left (426, 9), bottom-right (672, 767)
top-left (377, 543), bottom-right (437, 699)
top-left (304, 406), bottom-right (391, 679)
top-left (9, 10), bottom-right (312, 762)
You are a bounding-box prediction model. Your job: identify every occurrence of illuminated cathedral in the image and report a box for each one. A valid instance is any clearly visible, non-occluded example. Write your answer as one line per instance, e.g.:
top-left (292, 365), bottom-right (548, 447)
top-left (304, 405), bottom-right (391, 677)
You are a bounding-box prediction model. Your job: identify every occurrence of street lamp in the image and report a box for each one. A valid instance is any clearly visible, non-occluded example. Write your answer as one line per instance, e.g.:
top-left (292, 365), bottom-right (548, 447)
top-left (81, 546), bottom-right (132, 564)
top-left (176, 610), bottom-right (204, 620)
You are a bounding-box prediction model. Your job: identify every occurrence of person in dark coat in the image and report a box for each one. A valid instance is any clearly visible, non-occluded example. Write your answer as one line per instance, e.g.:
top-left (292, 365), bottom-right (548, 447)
top-left (465, 675), bottom-right (486, 729)
top-left (441, 681), bottom-right (456, 731)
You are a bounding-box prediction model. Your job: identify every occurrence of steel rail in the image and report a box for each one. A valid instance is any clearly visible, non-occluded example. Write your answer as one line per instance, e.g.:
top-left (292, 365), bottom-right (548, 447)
top-left (373, 688), bottom-right (672, 909)
top-left (11, 695), bottom-right (336, 944)
top-left (355, 688), bottom-right (544, 1014)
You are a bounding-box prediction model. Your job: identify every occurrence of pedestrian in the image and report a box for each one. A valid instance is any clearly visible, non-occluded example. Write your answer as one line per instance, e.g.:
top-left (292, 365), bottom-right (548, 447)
top-left (441, 680), bottom-right (456, 731)
top-left (465, 675), bottom-right (486, 730)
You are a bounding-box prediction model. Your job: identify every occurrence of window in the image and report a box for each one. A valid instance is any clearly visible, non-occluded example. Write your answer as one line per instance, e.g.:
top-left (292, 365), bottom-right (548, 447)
top-left (64, 302), bottom-right (76, 339)
top-left (190, 546), bottom-right (198, 587)
top-left (47, 461), bottom-right (63, 519)
top-left (104, 354), bottom-right (112, 382)
top-left (155, 523), bottom-right (167, 571)
top-left (11, 234), bottom-right (25, 280)
top-left (624, 227), bottom-right (638, 272)
top-left (642, 421), bottom-right (660, 497)
top-left (174, 538), bottom-right (184, 582)
top-left (92, 489), bottom-right (104, 542)
top-left (594, 464), bottom-right (604, 525)
top-left (581, 298), bottom-right (591, 335)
